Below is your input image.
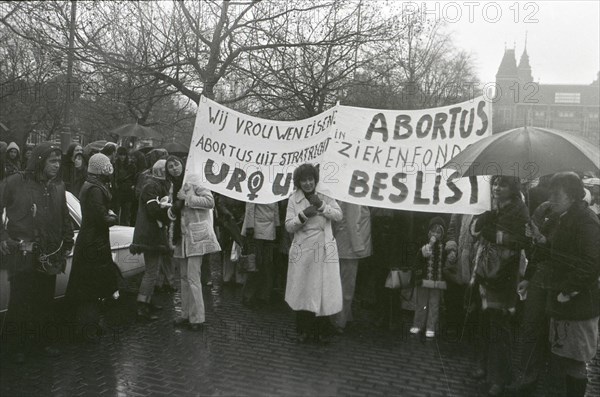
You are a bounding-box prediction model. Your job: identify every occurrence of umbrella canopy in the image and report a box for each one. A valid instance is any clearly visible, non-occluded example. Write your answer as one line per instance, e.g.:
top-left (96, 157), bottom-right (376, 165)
top-left (83, 140), bottom-right (108, 159)
top-left (137, 146), bottom-right (154, 155)
top-left (162, 142), bottom-right (189, 154)
top-left (111, 123), bottom-right (161, 139)
top-left (443, 127), bottom-right (599, 179)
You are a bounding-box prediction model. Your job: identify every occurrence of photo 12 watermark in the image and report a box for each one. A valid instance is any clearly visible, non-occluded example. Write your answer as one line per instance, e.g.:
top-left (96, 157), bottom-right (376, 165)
top-left (399, 1), bottom-right (540, 24)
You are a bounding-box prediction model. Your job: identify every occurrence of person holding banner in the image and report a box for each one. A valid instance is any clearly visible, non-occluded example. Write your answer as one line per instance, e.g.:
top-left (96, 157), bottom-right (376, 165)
top-left (285, 163), bottom-right (343, 343)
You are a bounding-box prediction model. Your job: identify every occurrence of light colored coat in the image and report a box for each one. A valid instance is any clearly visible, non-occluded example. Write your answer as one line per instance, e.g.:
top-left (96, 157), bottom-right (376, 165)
top-left (173, 174), bottom-right (221, 258)
top-left (333, 202), bottom-right (372, 259)
top-left (285, 188), bottom-right (343, 316)
top-left (241, 202), bottom-right (280, 240)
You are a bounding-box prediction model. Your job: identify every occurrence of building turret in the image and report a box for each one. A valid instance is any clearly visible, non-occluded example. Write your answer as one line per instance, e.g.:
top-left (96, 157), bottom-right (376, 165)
top-left (517, 37), bottom-right (533, 84)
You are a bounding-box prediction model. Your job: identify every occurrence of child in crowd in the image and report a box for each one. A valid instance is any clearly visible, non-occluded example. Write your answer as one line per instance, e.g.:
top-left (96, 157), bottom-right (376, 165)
top-left (410, 217), bottom-right (447, 338)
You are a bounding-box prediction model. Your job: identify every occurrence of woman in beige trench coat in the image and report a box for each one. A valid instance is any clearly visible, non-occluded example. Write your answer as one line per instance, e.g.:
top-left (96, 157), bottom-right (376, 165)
top-left (285, 163), bottom-right (343, 343)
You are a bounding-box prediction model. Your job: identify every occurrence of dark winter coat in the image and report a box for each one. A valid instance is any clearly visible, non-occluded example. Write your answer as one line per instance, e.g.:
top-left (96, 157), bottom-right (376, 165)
top-left (4, 158), bottom-right (20, 177)
top-left (369, 208), bottom-right (415, 270)
top-left (0, 142), bottom-right (74, 275)
top-left (542, 201), bottom-right (600, 321)
top-left (65, 175), bottom-right (120, 301)
top-left (114, 158), bottom-right (137, 202)
top-left (523, 201), bottom-right (558, 282)
top-left (61, 143), bottom-right (87, 198)
top-left (214, 193), bottom-right (245, 249)
top-left (473, 199), bottom-right (530, 310)
top-left (130, 177), bottom-right (171, 254)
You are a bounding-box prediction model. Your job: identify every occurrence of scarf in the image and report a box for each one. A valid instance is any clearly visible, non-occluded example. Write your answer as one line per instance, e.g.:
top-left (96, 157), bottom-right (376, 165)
top-left (171, 175), bottom-right (184, 246)
top-left (87, 174), bottom-right (112, 202)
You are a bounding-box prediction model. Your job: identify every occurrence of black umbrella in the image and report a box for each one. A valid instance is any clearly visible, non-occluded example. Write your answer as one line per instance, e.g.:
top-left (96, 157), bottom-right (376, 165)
top-left (443, 127), bottom-right (600, 178)
top-left (111, 123), bottom-right (161, 139)
top-left (83, 140), bottom-right (108, 159)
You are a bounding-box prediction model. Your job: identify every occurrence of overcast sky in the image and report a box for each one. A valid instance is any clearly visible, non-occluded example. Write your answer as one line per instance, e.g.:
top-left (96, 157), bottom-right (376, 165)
top-left (432, 0), bottom-right (600, 85)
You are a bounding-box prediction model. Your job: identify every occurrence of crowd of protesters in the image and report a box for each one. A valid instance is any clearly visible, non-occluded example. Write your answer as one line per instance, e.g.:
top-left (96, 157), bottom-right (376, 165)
top-left (1, 139), bottom-right (599, 397)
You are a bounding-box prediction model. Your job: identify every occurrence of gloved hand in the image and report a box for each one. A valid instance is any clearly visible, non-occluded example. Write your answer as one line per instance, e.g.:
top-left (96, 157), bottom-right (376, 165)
top-left (303, 206), bottom-right (318, 218)
top-left (308, 194), bottom-right (323, 209)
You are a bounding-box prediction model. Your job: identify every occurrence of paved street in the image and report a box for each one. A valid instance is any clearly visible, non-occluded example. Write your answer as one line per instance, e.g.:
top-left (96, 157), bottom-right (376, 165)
top-left (1, 278), bottom-right (599, 397)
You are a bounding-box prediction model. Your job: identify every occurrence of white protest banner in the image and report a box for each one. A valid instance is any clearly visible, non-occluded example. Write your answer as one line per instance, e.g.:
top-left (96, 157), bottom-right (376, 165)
top-left (184, 96), bottom-right (337, 203)
top-left (325, 97), bottom-right (492, 214)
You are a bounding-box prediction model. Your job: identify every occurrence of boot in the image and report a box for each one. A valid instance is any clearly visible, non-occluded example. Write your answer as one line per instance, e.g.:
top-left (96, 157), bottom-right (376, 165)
top-left (565, 375), bottom-right (587, 397)
top-left (136, 302), bottom-right (158, 321)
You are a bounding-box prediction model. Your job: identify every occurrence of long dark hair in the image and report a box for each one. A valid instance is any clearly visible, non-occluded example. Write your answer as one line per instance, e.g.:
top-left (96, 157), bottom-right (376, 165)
top-left (166, 155), bottom-right (185, 245)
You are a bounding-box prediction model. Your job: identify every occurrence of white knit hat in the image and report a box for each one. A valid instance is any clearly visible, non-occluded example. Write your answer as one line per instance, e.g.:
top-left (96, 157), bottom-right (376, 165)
top-left (88, 153), bottom-right (114, 175)
top-left (152, 159), bottom-right (167, 180)
top-left (7, 141), bottom-right (20, 154)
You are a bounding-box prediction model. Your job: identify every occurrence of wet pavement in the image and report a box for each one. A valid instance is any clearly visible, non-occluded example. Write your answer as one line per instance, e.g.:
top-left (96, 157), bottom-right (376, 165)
top-left (1, 271), bottom-right (599, 397)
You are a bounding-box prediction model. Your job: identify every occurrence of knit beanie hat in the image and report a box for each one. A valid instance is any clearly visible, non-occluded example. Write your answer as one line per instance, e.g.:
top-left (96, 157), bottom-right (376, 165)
top-left (152, 159), bottom-right (167, 180)
top-left (7, 141), bottom-right (20, 154)
top-left (88, 153), bottom-right (114, 175)
top-left (428, 216), bottom-right (446, 237)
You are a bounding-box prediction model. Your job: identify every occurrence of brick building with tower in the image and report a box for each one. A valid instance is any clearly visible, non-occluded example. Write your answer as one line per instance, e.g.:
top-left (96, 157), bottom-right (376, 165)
top-left (493, 42), bottom-right (599, 142)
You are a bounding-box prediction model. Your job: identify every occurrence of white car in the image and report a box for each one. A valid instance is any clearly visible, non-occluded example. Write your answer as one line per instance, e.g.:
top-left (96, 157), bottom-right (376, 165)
top-left (0, 191), bottom-right (145, 312)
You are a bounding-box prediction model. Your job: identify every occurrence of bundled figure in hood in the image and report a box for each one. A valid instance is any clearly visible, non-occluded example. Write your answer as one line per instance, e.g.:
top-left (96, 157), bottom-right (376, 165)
top-left (113, 146), bottom-right (137, 225)
top-left (4, 141), bottom-right (21, 177)
top-left (21, 145), bottom-right (34, 169)
top-left (61, 143), bottom-right (87, 198)
top-left (130, 159), bottom-right (171, 321)
top-left (65, 153), bottom-right (121, 334)
top-left (0, 142), bottom-right (74, 363)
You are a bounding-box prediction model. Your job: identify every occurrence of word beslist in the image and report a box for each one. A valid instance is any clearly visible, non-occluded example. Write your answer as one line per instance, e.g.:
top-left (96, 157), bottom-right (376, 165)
top-left (348, 169), bottom-right (480, 206)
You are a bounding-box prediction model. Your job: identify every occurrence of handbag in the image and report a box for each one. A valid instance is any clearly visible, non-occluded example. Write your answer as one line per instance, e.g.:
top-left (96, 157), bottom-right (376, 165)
top-left (385, 268), bottom-right (412, 289)
top-left (238, 239), bottom-right (258, 273)
top-left (474, 238), bottom-right (518, 287)
top-left (230, 241), bottom-right (241, 263)
top-left (239, 253), bottom-right (257, 273)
